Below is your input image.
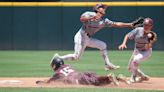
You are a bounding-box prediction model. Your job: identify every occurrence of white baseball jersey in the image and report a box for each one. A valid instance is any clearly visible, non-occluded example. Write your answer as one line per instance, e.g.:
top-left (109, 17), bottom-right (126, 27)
top-left (81, 11), bottom-right (114, 36)
top-left (60, 11), bottom-right (118, 68)
top-left (128, 27), bottom-right (152, 77)
top-left (128, 27), bottom-right (150, 51)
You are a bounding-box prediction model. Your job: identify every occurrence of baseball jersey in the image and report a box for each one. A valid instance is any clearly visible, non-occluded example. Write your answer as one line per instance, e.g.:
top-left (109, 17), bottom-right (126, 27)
top-left (81, 11), bottom-right (114, 36)
top-left (51, 65), bottom-right (107, 85)
top-left (128, 27), bottom-right (150, 51)
top-left (52, 65), bottom-right (79, 84)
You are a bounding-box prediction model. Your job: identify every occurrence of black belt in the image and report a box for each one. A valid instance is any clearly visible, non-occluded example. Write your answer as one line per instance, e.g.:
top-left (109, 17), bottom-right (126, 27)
top-left (84, 31), bottom-right (91, 37)
top-left (86, 33), bottom-right (91, 37)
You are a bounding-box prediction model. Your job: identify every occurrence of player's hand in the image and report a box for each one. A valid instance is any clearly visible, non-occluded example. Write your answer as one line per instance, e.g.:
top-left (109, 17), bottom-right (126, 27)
top-left (36, 80), bottom-right (45, 84)
top-left (118, 44), bottom-right (127, 50)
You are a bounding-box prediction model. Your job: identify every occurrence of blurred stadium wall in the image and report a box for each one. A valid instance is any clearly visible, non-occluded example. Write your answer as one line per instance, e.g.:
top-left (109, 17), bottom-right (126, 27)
top-left (0, 1), bottom-right (163, 50)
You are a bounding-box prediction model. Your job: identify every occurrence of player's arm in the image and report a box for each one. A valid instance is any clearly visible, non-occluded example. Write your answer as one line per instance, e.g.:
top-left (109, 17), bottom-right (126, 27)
top-left (80, 15), bottom-right (99, 22)
top-left (42, 75), bottom-right (60, 83)
top-left (118, 28), bottom-right (137, 50)
top-left (80, 12), bottom-right (92, 22)
top-left (118, 34), bottom-right (129, 50)
top-left (36, 74), bottom-right (60, 84)
top-left (80, 16), bottom-right (92, 22)
top-left (36, 77), bottom-right (57, 84)
top-left (36, 79), bottom-right (49, 84)
top-left (111, 22), bottom-right (133, 28)
top-left (110, 17), bottom-right (144, 28)
top-left (80, 11), bottom-right (101, 22)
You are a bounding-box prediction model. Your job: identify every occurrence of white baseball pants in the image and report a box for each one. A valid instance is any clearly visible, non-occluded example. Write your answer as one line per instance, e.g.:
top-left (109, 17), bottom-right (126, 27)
top-left (128, 48), bottom-right (152, 77)
top-left (60, 28), bottom-right (116, 67)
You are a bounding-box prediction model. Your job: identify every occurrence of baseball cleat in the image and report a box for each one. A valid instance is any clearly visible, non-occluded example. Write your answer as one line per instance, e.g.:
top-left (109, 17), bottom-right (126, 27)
top-left (138, 75), bottom-right (150, 82)
top-left (104, 65), bottom-right (120, 70)
top-left (107, 73), bottom-right (119, 86)
top-left (50, 53), bottom-right (60, 63)
top-left (129, 75), bottom-right (144, 83)
top-left (117, 74), bottom-right (131, 85)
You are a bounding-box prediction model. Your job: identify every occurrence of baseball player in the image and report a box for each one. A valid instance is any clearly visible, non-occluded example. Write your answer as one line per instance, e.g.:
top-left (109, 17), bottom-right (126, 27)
top-left (118, 18), bottom-right (157, 82)
top-left (36, 57), bottom-right (130, 86)
top-left (54, 4), bottom-right (143, 70)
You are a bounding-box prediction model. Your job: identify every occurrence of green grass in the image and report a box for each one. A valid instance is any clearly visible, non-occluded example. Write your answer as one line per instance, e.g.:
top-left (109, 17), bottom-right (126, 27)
top-left (0, 50), bottom-right (164, 92)
top-left (0, 88), bottom-right (163, 92)
top-left (0, 50), bottom-right (163, 77)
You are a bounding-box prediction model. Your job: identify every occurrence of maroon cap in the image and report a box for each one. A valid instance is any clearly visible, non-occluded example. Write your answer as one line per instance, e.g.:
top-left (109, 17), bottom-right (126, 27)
top-left (144, 18), bottom-right (153, 26)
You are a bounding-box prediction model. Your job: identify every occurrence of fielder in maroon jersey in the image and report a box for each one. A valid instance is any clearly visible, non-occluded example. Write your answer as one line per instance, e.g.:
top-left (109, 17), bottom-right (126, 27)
top-left (36, 57), bottom-right (130, 86)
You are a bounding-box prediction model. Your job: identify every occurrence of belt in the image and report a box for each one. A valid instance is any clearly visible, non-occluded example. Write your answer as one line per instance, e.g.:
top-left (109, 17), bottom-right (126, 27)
top-left (84, 31), bottom-right (91, 37)
top-left (86, 33), bottom-right (91, 37)
top-left (81, 28), bottom-right (91, 37)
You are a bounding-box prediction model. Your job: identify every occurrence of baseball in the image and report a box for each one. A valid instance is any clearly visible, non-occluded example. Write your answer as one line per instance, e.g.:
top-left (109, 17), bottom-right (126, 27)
top-left (147, 33), bottom-right (152, 38)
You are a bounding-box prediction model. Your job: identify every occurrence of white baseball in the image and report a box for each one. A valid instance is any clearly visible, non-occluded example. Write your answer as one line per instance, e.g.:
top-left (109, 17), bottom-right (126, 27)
top-left (147, 33), bottom-right (152, 38)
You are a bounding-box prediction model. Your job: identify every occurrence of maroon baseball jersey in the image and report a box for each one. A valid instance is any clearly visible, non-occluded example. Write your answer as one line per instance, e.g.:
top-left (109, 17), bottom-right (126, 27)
top-left (55, 65), bottom-right (75, 76)
top-left (51, 65), bottom-right (79, 84)
top-left (51, 65), bottom-right (102, 85)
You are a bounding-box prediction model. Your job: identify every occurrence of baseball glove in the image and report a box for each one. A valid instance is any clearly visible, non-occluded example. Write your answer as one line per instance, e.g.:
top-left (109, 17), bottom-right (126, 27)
top-left (132, 17), bottom-right (144, 27)
top-left (146, 31), bottom-right (157, 43)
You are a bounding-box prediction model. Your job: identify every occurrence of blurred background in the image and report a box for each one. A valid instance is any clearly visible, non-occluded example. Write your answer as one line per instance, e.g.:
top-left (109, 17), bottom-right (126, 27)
top-left (0, 1), bottom-right (163, 50)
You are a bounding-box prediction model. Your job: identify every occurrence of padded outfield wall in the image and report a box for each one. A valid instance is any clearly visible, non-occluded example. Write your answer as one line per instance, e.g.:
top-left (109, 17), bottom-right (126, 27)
top-left (0, 2), bottom-right (163, 50)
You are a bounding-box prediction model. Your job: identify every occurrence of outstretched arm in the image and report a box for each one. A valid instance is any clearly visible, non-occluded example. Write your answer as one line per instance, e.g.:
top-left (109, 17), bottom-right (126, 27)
top-left (36, 74), bottom-right (60, 84)
top-left (80, 15), bottom-right (101, 22)
top-left (36, 77), bottom-right (56, 84)
top-left (110, 17), bottom-right (144, 28)
top-left (111, 22), bottom-right (133, 28)
top-left (118, 34), bottom-right (129, 50)
top-left (80, 16), bottom-right (93, 22)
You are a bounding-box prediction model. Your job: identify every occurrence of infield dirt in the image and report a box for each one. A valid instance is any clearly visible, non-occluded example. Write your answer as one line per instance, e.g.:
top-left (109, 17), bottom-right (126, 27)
top-left (0, 77), bottom-right (163, 90)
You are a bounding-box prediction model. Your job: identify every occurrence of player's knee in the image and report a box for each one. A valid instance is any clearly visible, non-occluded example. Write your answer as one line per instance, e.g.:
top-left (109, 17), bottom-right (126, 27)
top-left (100, 43), bottom-right (107, 50)
top-left (133, 61), bottom-right (139, 67)
top-left (128, 60), bottom-right (139, 72)
top-left (133, 54), bottom-right (143, 61)
top-left (130, 61), bottom-right (139, 70)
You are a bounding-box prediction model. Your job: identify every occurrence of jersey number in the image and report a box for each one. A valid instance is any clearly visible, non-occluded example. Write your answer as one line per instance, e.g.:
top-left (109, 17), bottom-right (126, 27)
top-left (60, 66), bottom-right (74, 76)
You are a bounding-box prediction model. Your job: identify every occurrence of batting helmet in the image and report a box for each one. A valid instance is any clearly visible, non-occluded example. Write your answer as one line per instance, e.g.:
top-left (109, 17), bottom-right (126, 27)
top-left (143, 18), bottom-right (153, 26)
top-left (51, 57), bottom-right (64, 70)
top-left (93, 3), bottom-right (108, 12)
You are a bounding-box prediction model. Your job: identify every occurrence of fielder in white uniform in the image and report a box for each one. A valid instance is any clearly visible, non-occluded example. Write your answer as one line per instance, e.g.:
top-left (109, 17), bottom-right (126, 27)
top-left (119, 18), bottom-right (156, 82)
top-left (53, 4), bottom-right (135, 70)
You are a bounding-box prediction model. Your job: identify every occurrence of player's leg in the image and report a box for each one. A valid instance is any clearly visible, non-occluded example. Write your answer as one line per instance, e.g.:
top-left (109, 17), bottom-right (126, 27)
top-left (129, 53), bottom-right (144, 82)
top-left (78, 72), bottom-right (119, 86)
top-left (58, 30), bottom-right (88, 60)
top-left (95, 72), bottom-right (119, 86)
top-left (136, 49), bottom-right (152, 82)
top-left (98, 73), bottom-right (130, 85)
top-left (59, 43), bottom-right (85, 61)
top-left (78, 72), bottom-right (100, 85)
top-left (87, 37), bottom-right (120, 70)
top-left (129, 49), bottom-right (152, 82)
